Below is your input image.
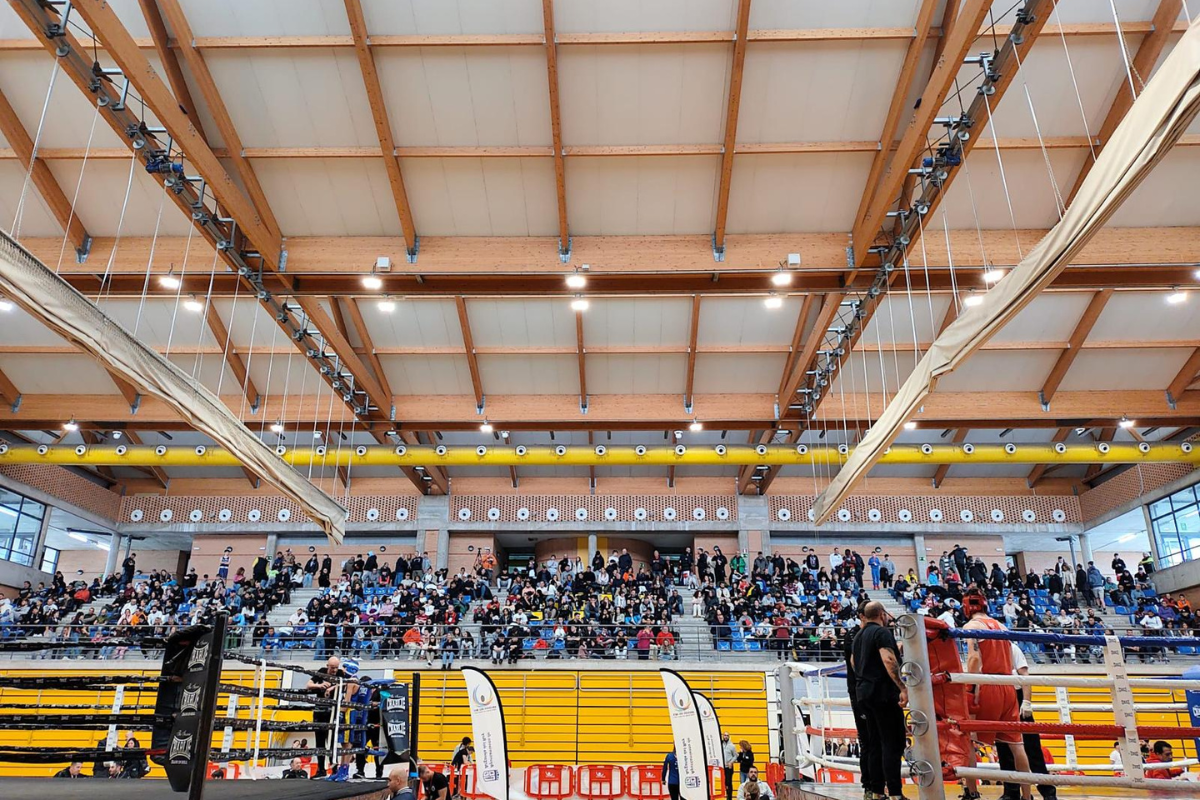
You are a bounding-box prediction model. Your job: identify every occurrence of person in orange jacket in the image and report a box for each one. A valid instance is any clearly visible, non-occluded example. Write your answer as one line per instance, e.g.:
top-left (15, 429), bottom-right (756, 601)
top-left (1145, 741), bottom-right (1185, 780)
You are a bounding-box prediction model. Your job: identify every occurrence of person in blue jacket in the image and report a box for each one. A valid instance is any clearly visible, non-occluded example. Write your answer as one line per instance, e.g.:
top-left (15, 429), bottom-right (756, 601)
top-left (868, 553), bottom-right (882, 590)
top-left (661, 747), bottom-right (681, 800)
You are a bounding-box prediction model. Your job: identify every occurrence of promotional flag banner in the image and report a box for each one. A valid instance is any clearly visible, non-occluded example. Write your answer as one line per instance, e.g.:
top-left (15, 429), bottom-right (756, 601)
top-left (693, 691), bottom-right (724, 769)
top-left (462, 667), bottom-right (509, 800)
top-left (661, 669), bottom-right (709, 800)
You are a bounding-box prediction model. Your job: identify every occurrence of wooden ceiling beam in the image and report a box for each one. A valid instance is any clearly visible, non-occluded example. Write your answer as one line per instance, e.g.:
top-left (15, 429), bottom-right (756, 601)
top-left (540, 0), bottom-right (570, 258)
top-left (684, 296), bottom-right (702, 412)
top-left (853, 0), bottom-right (942, 230)
top-left (932, 427), bottom-right (970, 488)
top-left (344, 299), bottom-right (394, 400)
top-left (1167, 347), bottom-right (1200, 408)
top-left (0, 366), bottom-right (20, 411)
top-left (0, 86), bottom-right (90, 257)
top-left (455, 297), bottom-right (485, 411)
top-left (136, 0), bottom-right (204, 139)
top-left (712, 0), bottom-right (753, 256)
top-left (1039, 289), bottom-right (1113, 408)
top-left (152, 0), bottom-right (282, 241)
top-left (776, 294), bottom-right (816, 400)
top-left (121, 431), bottom-right (169, 489)
top-left (343, 0), bottom-right (418, 256)
top-left (1065, 0), bottom-right (1183, 206)
top-left (575, 309), bottom-right (588, 412)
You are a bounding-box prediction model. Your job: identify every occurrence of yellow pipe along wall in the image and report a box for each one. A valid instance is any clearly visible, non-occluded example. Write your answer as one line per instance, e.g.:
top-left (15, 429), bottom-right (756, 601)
top-left (0, 442), bottom-right (1196, 467)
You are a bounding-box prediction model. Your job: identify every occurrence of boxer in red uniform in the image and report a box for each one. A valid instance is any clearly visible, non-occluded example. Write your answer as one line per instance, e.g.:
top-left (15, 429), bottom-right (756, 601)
top-left (960, 591), bottom-right (1032, 800)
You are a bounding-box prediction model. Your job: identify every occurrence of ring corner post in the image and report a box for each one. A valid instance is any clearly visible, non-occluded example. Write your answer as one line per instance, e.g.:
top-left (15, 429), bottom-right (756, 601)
top-left (896, 613), bottom-right (946, 800)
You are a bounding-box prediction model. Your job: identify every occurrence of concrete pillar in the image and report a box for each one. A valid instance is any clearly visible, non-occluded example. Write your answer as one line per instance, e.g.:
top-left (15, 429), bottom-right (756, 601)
top-left (104, 534), bottom-right (121, 577)
top-left (32, 507), bottom-right (52, 571)
top-left (1078, 531), bottom-right (1094, 566)
top-left (436, 529), bottom-right (450, 571)
top-left (737, 529), bottom-right (750, 556)
top-left (760, 529), bottom-right (773, 557)
top-left (1142, 503), bottom-right (1160, 566)
top-left (913, 533), bottom-right (928, 577)
top-left (587, 533), bottom-right (598, 563)
top-left (265, 533), bottom-right (278, 559)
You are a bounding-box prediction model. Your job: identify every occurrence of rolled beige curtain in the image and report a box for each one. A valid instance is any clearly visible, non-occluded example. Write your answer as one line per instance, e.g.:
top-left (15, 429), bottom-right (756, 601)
top-left (813, 17), bottom-right (1200, 524)
top-left (0, 231), bottom-right (348, 542)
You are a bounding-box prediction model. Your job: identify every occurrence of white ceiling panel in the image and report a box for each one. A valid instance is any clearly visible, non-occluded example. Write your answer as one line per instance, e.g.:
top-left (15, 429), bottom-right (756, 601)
top-left (696, 296), bottom-right (805, 347)
top-left (0, 353), bottom-right (116, 394)
top-left (738, 42), bottom-right (908, 143)
top-left (937, 149), bottom-right (1089, 231)
top-left (178, 0), bottom-right (351, 36)
top-left (585, 353), bottom-right (688, 393)
top-left (215, 299), bottom-right (289, 350)
top-left (1105, 149), bottom-right (1200, 227)
top-left (0, 305), bottom-right (63, 346)
top-left (558, 45), bottom-right (731, 145)
top-left (250, 158), bottom-right (402, 236)
top-left (989, 292), bottom-right (1094, 343)
top-left (692, 352), bottom-right (787, 394)
top-left (935, 350), bottom-right (1062, 392)
top-left (0, 163), bottom-right (62, 239)
top-left (244, 353), bottom-right (331, 397)
top-left (362, 0), bottom-right (543, 35)
top-left (582, 298), bottom-right (693, 348)
top-left (401, 157), bottom-right (559, 236)
top-left (1048, 0), bottom-right (1164, 24)
top-left (556, 0), bottom-right (737, 33)
top-left (566, 156), bottom-right (719, 234)
top-left (99, 299), bottom-right (217, 349)
top-left (833, 347), bottom-right (920, 396)
top-left (376, 47), bottom-right (551, 147)
top-left (164, 353), bottom-right (240, 396)
top-left (477, 353), bottom-right (579, 394)
top-left (1058, 348), bottom-right (1192, 391)
top-left (1089, 292), bottom-right (1199, 341)
top-left (750, 0), bottom-right (921, 28)
top-left (44, 160), bottom-right (195, 237)
top-left (467, 299), bottom-right (577, 349)
top-left (726, 152), bottom-right (873, 233)
top-left (381, 354), bottom-right (475, 394)
top-left (358, 299), bottom-right (464, 350)
top-left (203, 50), bottom-right (379, 148)
top-left (859, 293), bottom-right (953, 346)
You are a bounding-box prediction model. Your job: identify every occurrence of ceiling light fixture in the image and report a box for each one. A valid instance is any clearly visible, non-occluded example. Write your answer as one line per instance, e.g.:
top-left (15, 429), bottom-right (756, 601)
top-left (362, 273), bottom-right (383, 291)
top-left (183, 294), bottom-right (204, 313)
top-left (270, 421), bottom-right (285, 434)
top-left (673, 430), bottom-right (683, 439)
top-left (570, 296), bottom-right (589, 312)
top-left (982, 268), bottom-right (1006, 283)
top-left (764, 293), bottom-right (784, 310)
top-left (500, 430), bottom-right (510, 439)
top-left (158, 269), bottom-right (181, 290)
top-left (111, 430), bottom-right (122, 440)
top-left (903, 421), bottom-right (917, 430)
top-left (689, 420), bottom-right (703, 432)
top-left (1167, 287), bottom-right (1187, 304)
top-left (566, 273), bottom-right (587, 289)
top-left (963, 292), bottom-right (984, 307)
top-left (480, 422), bottom-right (494, 434)
top-left (0, 297), bottom-right (12, 312)
top-left (313, 430), bottom-right (323, 439)
top-left (377, 296), bottom-right (396, 313)
top-left (63, 418), bottom-right (79, 432)
top-left (1117, 533), bottom-right (1137, 544)
top-left (1118, 415), bottom-right (1135, 429)
top-left (771, 269), bottom-right (793, 287)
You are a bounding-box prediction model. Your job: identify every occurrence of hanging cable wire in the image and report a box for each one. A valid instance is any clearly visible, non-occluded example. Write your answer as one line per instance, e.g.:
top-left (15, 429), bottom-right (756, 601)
top-left (11, 59), bottom-right (60, 241)
top-left (982, 91), bottom-right (1025, 256)
top-left (1052, 0), bottom-right (1100, 166)
top-left (1108, 0), bottom-right (1141, 96)
top-left (131, 182), bottom-right (170, 339)
top-left (54, 102), bottom-right (100, 274)
top-left (163, 223), bottom-right (197, 357)
top-left (95, 150), bottom-right (140, 299)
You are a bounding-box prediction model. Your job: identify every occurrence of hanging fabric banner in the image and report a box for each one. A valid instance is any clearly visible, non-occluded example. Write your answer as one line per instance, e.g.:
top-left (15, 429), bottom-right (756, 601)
top-left (461, 667), bottom-right (509, 800)
top-left (661, 669), bottom-right (709, 800)
top-left (693, 691), bottom-right (723, 770)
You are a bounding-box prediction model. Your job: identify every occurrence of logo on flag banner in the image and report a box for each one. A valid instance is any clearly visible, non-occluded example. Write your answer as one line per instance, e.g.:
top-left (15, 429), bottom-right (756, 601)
top-left (186, 640), bottom-right (210, 672)
top-left (169, 732), bottom-right (194, 765)
top-left (693, 691), bottom-right (724, 769)
top-left (661, 669), bottom-right (709, 800)
top-left (462, 667), bottom-right (510, 800)
top-left (378, 682), bottom-right (411, 757)
top-left (180, 684), bottom-right (202, 716)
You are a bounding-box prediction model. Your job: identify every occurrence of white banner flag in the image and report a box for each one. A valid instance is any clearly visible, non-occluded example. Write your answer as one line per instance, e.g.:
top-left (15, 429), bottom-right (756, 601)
top-left (661, 669), bottom-right (709, 800)
top-left (461, 667), bottom-right (509, 800)
top-left (693, 691), bottom-right (723, 769)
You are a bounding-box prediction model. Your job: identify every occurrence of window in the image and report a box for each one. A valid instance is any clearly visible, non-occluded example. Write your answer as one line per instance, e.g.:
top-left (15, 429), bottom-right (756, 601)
top-left (1148, 484), bottom-right (1200, 568)
top-left (40, 546), bottom-right (59, 574)
top-left (0, 489), bottom-right (45, 568)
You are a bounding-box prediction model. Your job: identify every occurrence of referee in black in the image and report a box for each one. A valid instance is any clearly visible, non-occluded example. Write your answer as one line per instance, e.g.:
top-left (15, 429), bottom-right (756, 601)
top-left (850, 601), bottom-right (908, 800)
top-left (843, 601), bottom-right (881, 798)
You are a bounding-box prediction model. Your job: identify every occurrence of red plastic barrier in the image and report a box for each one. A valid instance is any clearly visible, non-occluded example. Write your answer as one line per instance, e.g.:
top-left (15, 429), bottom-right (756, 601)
top-left (525, 764), bottom-right (574, 800)
top-left (817, 769), bottom-right (855, 783)
top-left (457, 765), bottom-right (494, 800)
top-left (764, 762), bottom-right (785, 790)
top-left (627, 765), bottom-right (670, 800)
top-left (709, 766), bottom-right (725, 799)
top-left (577, 765), bottom-right (625, 799)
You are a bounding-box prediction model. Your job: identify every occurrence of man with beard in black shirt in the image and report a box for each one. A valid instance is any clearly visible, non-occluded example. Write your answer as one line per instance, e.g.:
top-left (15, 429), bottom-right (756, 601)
top-left (850, 601), bottom-right (907, 800)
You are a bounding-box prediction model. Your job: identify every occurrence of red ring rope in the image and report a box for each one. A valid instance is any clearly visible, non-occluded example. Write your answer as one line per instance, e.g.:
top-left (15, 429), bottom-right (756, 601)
top-left (806, 727), bottom-right (858, 738)
top-left (949, 720), bottom-right (1200, 739)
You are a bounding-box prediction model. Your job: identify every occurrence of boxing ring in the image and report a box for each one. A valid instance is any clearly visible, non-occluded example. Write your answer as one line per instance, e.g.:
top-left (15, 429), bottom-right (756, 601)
top-left (778, 615), bottom-right (1200, 800)
top-left (0, 614), bottom-right (408, 799)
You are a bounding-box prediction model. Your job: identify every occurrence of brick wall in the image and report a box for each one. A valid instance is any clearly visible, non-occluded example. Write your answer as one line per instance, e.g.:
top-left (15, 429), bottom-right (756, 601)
top-left (57, 548), bottom-right (185, 581)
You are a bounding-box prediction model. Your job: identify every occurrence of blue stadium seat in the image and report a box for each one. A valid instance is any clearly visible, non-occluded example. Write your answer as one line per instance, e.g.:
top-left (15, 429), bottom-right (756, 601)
top-left (1115, 606), bottom-right (1128, 615)
top-left (717, 641), bottom-right (731, 651)
top-left (747, 641), bottom-right (762, 651)
top-left (732, 641), bottom-right (747, 651)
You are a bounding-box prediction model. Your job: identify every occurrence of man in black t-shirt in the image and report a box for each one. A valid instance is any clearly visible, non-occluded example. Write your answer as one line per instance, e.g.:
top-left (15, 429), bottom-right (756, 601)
top-left (850, 601), bottom-right (907, 800)
top-left (843, 603), bottom-right (880, 799)
top-left (419, 764), bottom-right (450, 800)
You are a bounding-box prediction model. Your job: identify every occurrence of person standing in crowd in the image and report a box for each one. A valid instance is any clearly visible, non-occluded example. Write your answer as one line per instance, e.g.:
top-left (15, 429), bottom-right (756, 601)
top-left (881, 554), bottom-right (895, 588)
top-left (851, 601), bottom-right (907, 800)
top-left (304, 552), bottom-right (319, 588)
top-left (121, 552), bottom-right (137, 589)
top-left (868, 552), bottom-right (881, 590)
top-left (735, 739), bottom-right (754, 787)
top-left (218, 547), bottom-right (232, 581)
top-left (722, 732), bottom-right (737, 800)
top-left (661, 746), bottom-right (681, 800)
